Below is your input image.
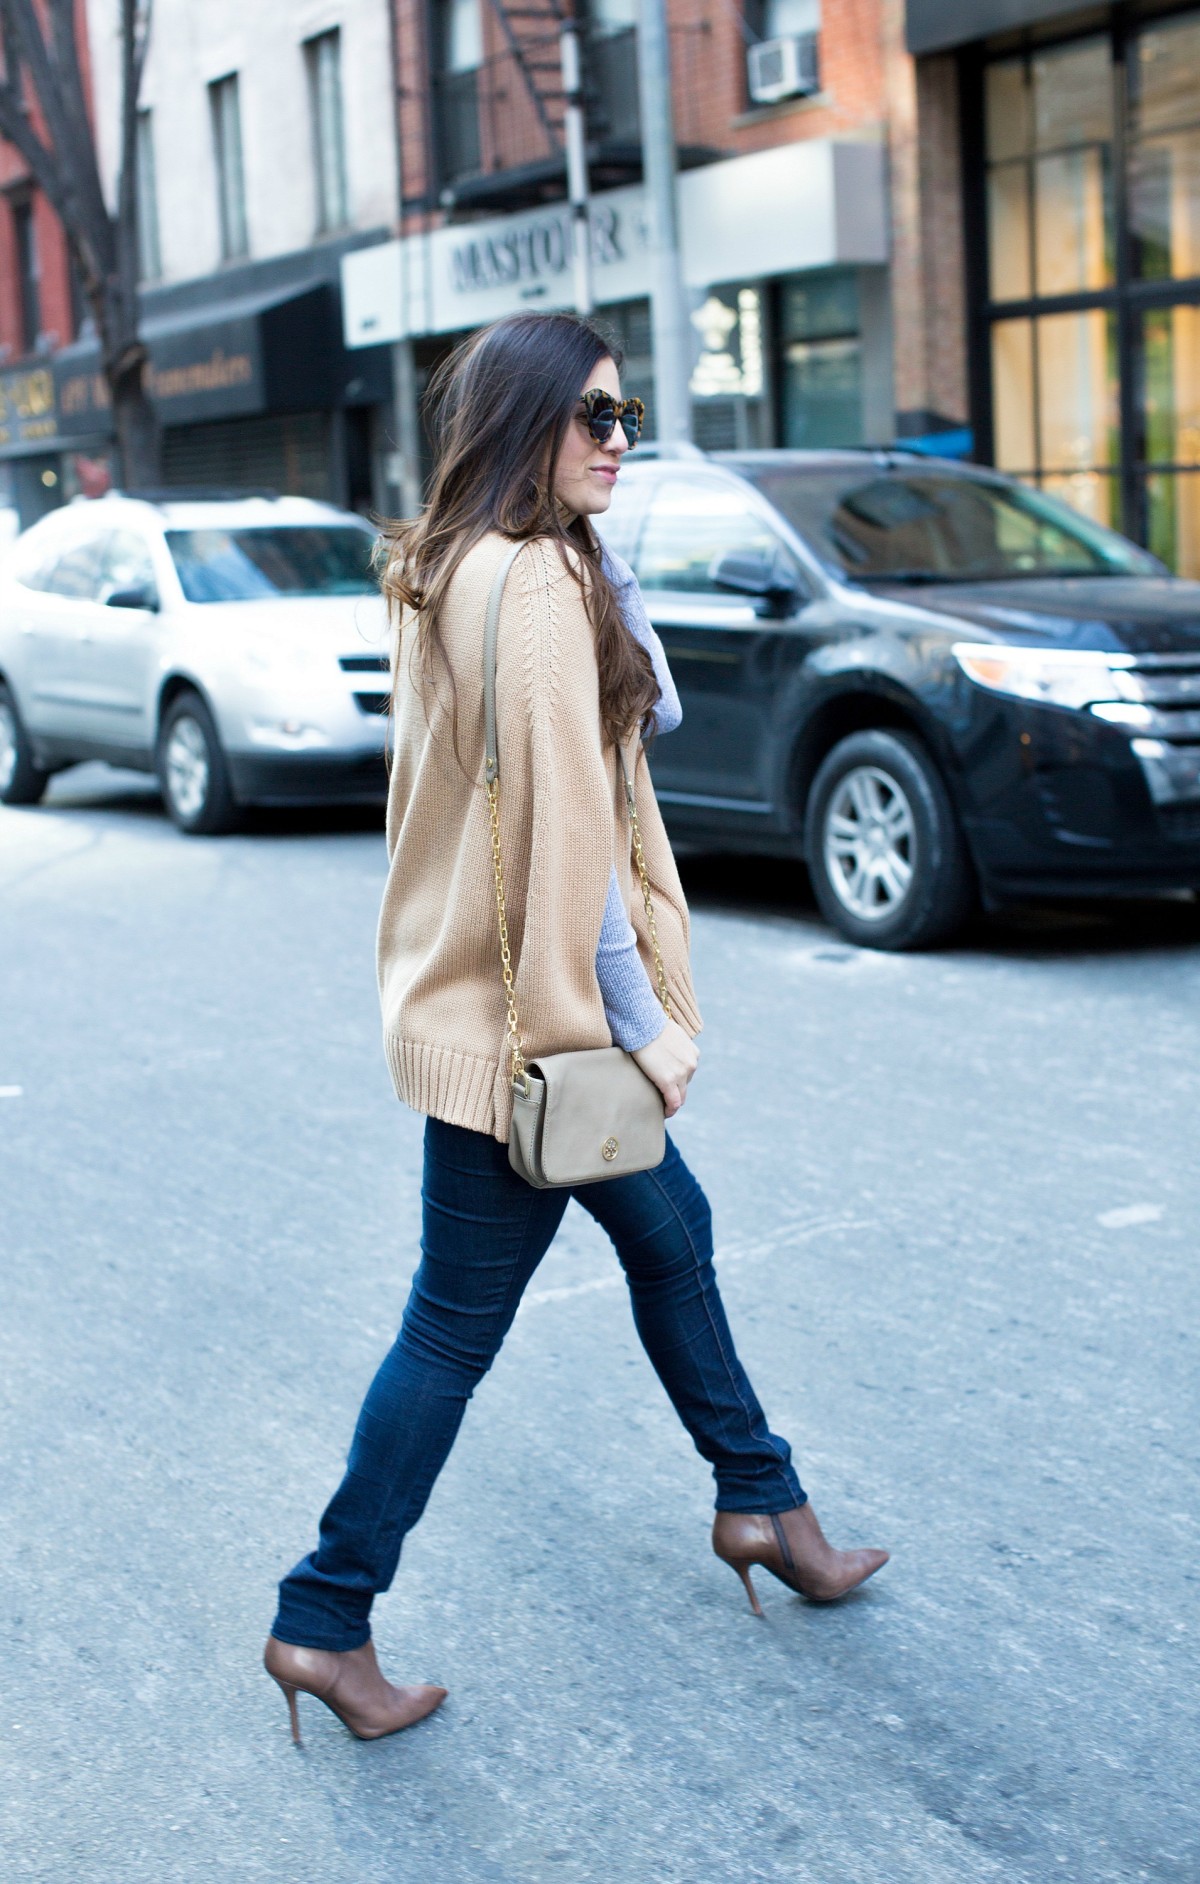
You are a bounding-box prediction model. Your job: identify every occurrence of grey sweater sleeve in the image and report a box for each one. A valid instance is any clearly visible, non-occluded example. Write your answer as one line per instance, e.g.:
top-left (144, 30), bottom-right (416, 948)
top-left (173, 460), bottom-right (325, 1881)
top-left (596, 865), bottom-right (667, 1051)
top-left (593, 543), bottom-right (677, 1050)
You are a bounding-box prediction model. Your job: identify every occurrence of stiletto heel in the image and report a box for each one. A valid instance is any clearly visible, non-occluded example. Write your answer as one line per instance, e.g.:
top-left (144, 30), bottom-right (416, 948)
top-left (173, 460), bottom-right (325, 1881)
top-left (730, 1558), bottom-right (764, 1618)
top-left (712, 1506), bottom-right (888, 1609)
top-left (263, 1635), bottom-right (447, 1742)
top-left (273, 1677), bottom-right (302, 1745)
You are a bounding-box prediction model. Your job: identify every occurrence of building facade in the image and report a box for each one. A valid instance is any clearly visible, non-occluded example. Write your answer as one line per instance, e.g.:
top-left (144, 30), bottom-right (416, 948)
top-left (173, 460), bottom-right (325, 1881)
top-left (0, 0), bottom-right (403, 530)
top-left (348, 0), bottom-right (930, 507)
top-left (0, 43), bottom-right (93, 537)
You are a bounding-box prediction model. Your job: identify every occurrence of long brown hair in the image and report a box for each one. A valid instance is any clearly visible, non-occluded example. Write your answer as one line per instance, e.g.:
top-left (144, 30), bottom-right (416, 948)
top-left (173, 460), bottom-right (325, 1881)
top-left (380, 311), bottom-right (658, 761)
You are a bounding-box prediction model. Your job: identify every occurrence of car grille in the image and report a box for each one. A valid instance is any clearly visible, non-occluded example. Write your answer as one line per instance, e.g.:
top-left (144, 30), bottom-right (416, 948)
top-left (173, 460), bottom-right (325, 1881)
top-left (339, 654), bottom-right (390, 673)
top-left (1123, 652), bottom-right (1200, 736)
top-left (353, 691), bottom-right (390, 716)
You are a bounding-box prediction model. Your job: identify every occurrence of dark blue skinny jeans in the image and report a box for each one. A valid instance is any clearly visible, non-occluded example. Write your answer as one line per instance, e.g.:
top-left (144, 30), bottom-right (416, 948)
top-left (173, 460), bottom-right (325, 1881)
top-left (273, 1117), bottom-right (804, 1651)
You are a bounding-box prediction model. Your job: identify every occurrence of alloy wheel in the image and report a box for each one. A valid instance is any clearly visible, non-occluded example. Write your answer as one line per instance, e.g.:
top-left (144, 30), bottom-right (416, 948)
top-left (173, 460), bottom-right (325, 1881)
top-left (823, 763), bottom-right (917, 923)
top-left (164, 715), bottom-right (211, 822)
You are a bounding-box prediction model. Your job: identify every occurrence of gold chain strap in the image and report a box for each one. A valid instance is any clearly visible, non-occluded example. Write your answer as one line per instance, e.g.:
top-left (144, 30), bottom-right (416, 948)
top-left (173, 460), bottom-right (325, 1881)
top-left (486, 776), bottom-right (529, 1094)
top-left (486, 752), bottom-right (673, 1095)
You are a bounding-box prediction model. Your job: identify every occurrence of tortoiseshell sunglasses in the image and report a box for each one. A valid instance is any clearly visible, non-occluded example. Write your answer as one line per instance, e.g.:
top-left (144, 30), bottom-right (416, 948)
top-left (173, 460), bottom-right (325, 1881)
top-left (580, 388), bottom-right (645, 448)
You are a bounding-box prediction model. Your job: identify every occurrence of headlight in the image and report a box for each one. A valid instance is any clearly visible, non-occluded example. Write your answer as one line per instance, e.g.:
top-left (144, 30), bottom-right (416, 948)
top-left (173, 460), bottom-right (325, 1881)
top-left (952, 643), bottom-right (1137, 711)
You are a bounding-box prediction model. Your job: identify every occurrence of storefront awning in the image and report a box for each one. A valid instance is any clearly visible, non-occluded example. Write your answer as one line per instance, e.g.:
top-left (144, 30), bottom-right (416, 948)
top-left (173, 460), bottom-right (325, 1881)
top-left (43, 281), bottom-right (341, 448)
top-left (906, 0), bottom-right (1091, 56)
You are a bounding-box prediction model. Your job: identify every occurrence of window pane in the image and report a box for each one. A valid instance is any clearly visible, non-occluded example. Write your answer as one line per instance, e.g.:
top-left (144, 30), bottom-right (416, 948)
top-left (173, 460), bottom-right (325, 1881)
top-left (1129, 130), bottom-right (1200, 280)
top-left (439, 0), bottom-right (483, 72)
top-left (102, 531), bottom-right (158, 598)
top-left (1034, 147), bottom-right (1112, 293)
top-left (781, 337), bottom-right (862, 447)
top-left (636, 481), bottom-right (780, 593)
top-left (166, 527), bottom-right (377, 602)
top-left (1140, 304), bottom-right (1200, 467)
top-left (991, 318), bottom-right (1035, 472)
top-left (210, 76), bottom-right (247, 260)
top-left (1132, 17), bottom-right (1200, 138)
top-left (44, 536), bottom-right (107, 600)
top-left (1145, 471), bottom-right (1200, 575)
top-left (1031, 38), bottom-right (1111, 152)
top-left (136, 111), bottom-right (161, 282)
top-left (1036, 309), bottom-right (1118, 473)
top-left (986, 59), bottom-right (1029, 163)
top-left (308, 32), bottom-right (348, 232)
top-left (987, 162), bottom-right (1031, 301)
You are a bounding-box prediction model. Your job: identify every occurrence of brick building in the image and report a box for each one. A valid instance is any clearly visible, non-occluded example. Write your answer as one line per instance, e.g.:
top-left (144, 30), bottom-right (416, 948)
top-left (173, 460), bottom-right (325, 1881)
top-left (349, 0), bottom-right (910, 487)
top-left (0, 48), bottom-right (91, 536)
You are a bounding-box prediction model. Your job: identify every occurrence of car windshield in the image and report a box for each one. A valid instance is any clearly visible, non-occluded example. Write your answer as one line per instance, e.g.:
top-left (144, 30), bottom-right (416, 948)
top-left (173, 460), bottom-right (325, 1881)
top-left (738, 467), bottom-right (1161, 584)
top-left (166, 526), bottom-right (378, 603)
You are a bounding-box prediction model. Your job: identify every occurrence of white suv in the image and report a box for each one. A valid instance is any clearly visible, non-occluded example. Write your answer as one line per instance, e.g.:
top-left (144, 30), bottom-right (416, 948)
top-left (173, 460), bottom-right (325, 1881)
top-left (0, 491), bottom-right (390, 833)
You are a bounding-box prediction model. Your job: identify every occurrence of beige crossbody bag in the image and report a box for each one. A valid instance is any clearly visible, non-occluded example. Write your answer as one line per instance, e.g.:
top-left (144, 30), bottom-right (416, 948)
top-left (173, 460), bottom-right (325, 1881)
top-left (483, 541), bottom-right (669, 1189)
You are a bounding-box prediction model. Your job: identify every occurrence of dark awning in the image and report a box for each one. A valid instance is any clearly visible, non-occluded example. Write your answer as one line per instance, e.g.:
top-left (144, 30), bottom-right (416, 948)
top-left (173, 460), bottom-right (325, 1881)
top-left (907, 0), bottom-right (1092, 56)
top-left (48, 281), bottom-right (342, 444)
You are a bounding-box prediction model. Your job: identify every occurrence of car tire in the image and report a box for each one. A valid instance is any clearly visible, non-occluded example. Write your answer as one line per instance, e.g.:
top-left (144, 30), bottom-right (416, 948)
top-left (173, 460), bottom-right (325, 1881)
top-left (157, 690), bottom-right (239, 835)
top-left (805, 729), bottom-right (974, 951)
top-left (0, 679), bottom-right (52, 806)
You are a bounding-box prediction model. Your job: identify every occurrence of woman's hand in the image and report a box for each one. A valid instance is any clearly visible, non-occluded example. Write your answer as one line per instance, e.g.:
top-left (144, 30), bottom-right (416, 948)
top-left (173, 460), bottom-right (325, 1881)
top-left (632, 1017), bottom-right (699, 1119)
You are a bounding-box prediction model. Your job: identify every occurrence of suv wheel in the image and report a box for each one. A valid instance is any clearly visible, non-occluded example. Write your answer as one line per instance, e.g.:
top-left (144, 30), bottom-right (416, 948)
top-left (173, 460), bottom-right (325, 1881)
top-left (157, 691), bottom-right (238, 835)
top-left (805, 730), bottom-right (974, 950)
top-left (0, 680), bottom-right (51, 806)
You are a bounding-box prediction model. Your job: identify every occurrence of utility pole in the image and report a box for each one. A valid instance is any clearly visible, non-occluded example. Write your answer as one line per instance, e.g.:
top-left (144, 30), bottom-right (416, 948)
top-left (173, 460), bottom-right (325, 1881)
top-left (560, 16), bottom-right (593, 316)
top-left (635, 0), bottom-right (692, 443)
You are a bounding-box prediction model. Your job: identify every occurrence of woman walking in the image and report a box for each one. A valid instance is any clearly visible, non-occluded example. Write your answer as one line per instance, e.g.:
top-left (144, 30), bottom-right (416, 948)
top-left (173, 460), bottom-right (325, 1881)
top-left (264, 312), bottom-right (888, 1743)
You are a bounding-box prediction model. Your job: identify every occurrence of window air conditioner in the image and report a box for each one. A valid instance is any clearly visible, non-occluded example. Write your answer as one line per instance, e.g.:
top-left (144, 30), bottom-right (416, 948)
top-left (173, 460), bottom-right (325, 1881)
top-left (747, 31), bottom-right (819, 106)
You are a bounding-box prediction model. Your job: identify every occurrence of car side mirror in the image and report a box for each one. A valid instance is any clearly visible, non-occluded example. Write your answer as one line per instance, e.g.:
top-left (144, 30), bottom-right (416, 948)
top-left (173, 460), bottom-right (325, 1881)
top-left (104, 582), bottom-right (159, 612)
top-left (709, 548), bottom-right (802, 613)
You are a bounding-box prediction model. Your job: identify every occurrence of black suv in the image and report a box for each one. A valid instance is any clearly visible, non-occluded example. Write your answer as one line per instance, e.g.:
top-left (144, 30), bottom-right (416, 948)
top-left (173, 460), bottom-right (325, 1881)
top-left (598, 450), bottom-right (1200, 949)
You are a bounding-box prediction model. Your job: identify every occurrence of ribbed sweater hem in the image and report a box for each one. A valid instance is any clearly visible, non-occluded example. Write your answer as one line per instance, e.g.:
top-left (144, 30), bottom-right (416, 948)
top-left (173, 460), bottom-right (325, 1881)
top-left (384, 1035), bottom-right (503, 1140)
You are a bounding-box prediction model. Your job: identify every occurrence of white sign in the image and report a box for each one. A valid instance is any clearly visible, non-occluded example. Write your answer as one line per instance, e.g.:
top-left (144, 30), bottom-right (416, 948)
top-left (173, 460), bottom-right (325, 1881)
top-left (342, 140), bottom-right (887, 347)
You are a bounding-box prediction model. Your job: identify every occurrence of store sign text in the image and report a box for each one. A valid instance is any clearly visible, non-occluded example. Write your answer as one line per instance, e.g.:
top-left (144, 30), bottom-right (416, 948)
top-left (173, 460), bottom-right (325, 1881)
top-left (0, 367), bottom-right (57, 446)
top-left (451, 203), bottom-right (626, 295)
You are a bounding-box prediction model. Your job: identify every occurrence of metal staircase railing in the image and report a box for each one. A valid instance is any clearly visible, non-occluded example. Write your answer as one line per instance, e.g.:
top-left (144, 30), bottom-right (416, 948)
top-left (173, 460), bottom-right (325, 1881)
top-left (488, 0), bottom-right (570, 155)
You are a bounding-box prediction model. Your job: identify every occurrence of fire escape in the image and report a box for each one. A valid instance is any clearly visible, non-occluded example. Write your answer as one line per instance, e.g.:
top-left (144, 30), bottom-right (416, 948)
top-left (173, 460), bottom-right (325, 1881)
top-left (433, 0), bottom-right (713, 211)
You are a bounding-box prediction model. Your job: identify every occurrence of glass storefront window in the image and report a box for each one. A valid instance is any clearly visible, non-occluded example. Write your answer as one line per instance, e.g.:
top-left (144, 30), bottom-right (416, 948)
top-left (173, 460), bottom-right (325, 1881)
top-left (984, 39), bottom-right (1114, 304)
top-left (981, 22), bottom-right (1200, 566)
top-left (1145, 472), bottom-right (1200, 576)
top-left (779, 269), bottom-right (862, 449)
top-left (1140, 303), bottom-right (1200, 467)
top-left (1033, 147), bottom-right (1111, 295)
top-left (1036, 309), bottom-right (1119, 473)
top-left (1030, 39), bottom-right (1111, 153)
top-left (1129, 17), bottom-right (1200, 281)
top-left (989, 312), bottom-right (1117, 477)
top-left (987, 164), bottom-right (1031, 302)
top-left (1139, 305), bottom-right (1200, 575)
top-left (991, 318), bottom-right (1036, 474)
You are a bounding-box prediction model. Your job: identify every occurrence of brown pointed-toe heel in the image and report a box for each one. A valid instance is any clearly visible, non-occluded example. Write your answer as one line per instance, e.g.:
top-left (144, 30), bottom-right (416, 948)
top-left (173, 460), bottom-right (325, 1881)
top-left (263, 1635), bottom-right (447, 1744)
top-left (713, 1504), bottom-right (889, 1613)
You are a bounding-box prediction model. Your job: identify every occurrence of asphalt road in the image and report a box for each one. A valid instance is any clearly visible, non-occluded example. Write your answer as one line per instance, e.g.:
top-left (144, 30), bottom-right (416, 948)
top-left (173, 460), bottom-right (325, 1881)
top-left (2, 765), bottom-right (1198, 1884)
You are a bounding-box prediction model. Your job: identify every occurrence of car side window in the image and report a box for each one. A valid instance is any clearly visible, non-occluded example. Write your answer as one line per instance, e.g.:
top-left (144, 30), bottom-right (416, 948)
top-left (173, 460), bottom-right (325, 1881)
top-left (635, 478), bottom-right (787, 594)
top-left (10, 530), bottom-right (64, 593)
top-left (101, 530), bottom-right (159, 604)
top-left (41, 534), bottom-right (109, 601)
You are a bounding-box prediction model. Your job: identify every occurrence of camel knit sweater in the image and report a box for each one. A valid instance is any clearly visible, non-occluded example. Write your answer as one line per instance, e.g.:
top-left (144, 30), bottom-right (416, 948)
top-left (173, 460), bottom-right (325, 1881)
top-left (376, 530), bottom-right (703, 1143)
